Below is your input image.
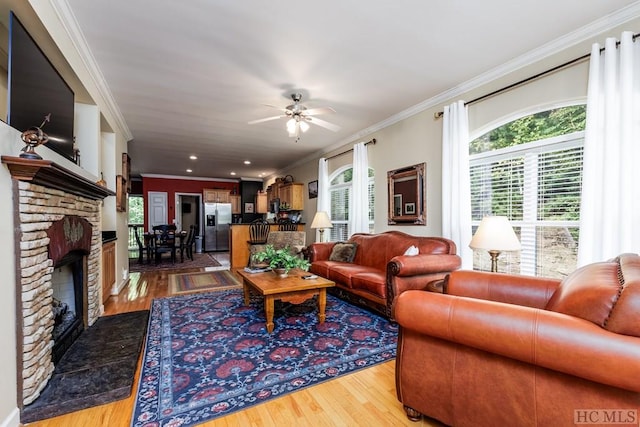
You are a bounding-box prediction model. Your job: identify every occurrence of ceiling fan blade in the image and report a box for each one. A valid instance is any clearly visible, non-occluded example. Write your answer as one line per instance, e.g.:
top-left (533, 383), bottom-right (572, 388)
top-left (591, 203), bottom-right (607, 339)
top-left (303, 107), bottom-right (336, 116)
top-left (306, 116), bottom-right (341, 132)
top-left (248, 115), bottom-right (286, 125)
top-left (263, 104), bottom-right (289, 113)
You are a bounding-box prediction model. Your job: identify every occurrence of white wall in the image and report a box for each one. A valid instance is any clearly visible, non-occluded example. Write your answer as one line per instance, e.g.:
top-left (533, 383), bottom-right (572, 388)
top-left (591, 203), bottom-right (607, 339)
top-left (1, 3), bottom-right (638, 426)
top-left (75, 103), bottom-right (101, 175)
top-left (280, 20), bottom-right (640, 247)
top-left (0, 3), bottom-right (132, 426)
top-left (0, 124), bottom-right (21, 427)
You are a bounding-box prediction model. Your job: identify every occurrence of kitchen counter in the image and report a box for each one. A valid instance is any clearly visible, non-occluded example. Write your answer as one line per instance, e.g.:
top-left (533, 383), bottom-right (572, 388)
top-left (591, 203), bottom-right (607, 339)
top-left (229, 223), bottom-right (305, 269)
top-left (230, 222), bottom-right (306, 226)
top-left (102, 230), bottom-right (117, 244)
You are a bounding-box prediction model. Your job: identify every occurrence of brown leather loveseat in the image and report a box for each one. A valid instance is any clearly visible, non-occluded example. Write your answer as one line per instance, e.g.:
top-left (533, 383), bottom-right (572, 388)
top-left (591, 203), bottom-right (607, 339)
top-left (394, 253), bottom-right (640, 426)
top-left (307, 231), bottom-right (461, 319)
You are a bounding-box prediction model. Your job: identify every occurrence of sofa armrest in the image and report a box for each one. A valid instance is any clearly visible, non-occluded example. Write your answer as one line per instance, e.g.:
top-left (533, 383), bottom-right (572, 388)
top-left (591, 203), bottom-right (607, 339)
top-left (446, 270), bottom-right (560, 309)
top-left (385, 254), bottom-right (461, 319)
top-left (395, 290), bottom-right (640, 393)
top-left (307, 242), bottom-right (337, 262)
top-left (388, 254), bottom-right (461, 277)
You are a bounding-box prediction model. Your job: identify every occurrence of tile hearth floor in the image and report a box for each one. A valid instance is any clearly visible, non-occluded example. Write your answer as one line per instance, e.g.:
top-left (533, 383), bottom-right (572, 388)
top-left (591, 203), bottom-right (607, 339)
top-left (21, 310), bottom-right (149, 423)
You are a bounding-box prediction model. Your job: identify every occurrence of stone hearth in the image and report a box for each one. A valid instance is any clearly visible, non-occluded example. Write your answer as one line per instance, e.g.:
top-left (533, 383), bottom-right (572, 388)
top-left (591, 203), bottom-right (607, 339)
top-left (2, 156), bottom-right (114, 408)
top-left (19, 182), bottom-right (102, 405)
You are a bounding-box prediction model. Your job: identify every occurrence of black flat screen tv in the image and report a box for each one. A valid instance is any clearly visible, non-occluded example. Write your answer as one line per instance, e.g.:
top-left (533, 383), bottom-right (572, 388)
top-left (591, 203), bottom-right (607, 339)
top-left (7, 11), bottom-right (76, 162)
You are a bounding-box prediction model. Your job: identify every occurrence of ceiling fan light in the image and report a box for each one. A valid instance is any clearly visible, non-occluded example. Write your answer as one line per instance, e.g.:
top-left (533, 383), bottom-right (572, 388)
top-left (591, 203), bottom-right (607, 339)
top-left (286, 118), bottom-right (296, 134)
top-left (299, 121), bottom-right (310, 133)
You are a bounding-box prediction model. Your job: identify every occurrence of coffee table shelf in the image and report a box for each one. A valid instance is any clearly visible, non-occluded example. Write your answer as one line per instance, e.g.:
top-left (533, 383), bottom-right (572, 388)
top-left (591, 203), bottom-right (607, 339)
top-left (235, 269), bottom-right (335, 333)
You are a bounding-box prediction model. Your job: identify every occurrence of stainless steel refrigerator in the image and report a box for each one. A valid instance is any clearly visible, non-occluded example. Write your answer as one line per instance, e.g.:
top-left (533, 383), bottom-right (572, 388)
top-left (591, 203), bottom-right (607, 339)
top-left (203, 203), bottom-right (231, 251)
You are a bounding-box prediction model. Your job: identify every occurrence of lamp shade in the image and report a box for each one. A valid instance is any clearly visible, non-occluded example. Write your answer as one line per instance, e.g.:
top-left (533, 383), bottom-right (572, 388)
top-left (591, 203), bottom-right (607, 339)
top-left (311, 211), bottom-right (333, 229)
top-left (469, 216), bottom-right (520, 251)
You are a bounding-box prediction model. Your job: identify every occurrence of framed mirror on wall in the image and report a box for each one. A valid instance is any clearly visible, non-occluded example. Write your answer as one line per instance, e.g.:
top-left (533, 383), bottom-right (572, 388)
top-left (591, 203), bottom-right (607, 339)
top-left (387, 162), bottom-right (426, 225)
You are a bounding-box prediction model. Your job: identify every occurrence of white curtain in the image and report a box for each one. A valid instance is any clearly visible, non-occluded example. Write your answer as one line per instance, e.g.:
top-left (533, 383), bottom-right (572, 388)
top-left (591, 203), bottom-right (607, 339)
top-left (442, 100), bottom-right (473, 269)
top-left (578, 31), bottom-right (640, 266)
top-left (350, 142), bottom-right (369, 234)
top-left (316, 157), bottom-right (330, 240)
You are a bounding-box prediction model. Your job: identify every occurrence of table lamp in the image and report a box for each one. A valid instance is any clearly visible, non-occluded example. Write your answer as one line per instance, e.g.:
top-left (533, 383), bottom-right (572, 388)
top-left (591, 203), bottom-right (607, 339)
top-left (311, 211), bottom-right (333, 242)
top-left (469, 216), bottom-right (520, 272)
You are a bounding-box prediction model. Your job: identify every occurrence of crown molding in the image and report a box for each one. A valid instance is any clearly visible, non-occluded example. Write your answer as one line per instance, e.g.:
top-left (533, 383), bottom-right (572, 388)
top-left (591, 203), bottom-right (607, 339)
top-left (141, 173), bottom-right (240, 183)
top-left (231, 3), bottom-right (640, 180)
top-left (46, 0), bottom-right (640, 175)
top-left (49, 0), bottom-right (133, 141)
top-left (375, 2), bottom-right (640, 128)
top-left (292, 2), bottom-right (640, 171)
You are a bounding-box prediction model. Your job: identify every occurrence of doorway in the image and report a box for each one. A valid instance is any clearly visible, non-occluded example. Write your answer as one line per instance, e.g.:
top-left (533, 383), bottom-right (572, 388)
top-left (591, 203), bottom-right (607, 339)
top-left (147, 191), bottom-right (168, 230)
top-left (176, 193), bottom-right (202, 236)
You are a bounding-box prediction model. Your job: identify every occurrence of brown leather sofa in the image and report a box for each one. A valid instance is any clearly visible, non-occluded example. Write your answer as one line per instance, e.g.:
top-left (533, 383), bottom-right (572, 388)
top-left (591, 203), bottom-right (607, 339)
top-left (394, 253), bottom-right (640, 426)
top-left (307, 231), bottom-right (461, 319)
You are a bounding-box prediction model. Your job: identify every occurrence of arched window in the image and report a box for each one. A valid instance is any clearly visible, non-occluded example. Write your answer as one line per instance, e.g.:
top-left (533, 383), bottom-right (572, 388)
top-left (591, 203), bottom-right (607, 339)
top-left (470, 105), bottom-right (585, 278)
top-left (328, 166), bottom-right (375, 241)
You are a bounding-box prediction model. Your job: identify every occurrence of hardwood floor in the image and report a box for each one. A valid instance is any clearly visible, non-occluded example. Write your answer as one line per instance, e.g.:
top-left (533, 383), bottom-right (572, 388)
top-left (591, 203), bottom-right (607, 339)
top-left (25, 256), bottom-right (443, 427)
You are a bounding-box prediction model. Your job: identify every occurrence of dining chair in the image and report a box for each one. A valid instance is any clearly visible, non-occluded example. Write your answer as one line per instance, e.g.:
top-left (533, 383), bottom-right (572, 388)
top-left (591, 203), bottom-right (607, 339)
top-left (247, 219), bottom-right (270, 266)
top-left (153, 224), bottom-right (177, 232)
top-left (133, 225), bottom-right (151, 264)
top-left (184, 225), bottom-right (197, 261)
top-left (277, 218), bottom-right (298, 231)
top-left (177, 225), bottom-right (196, 262)
top-left (154, 227), bottom-right (176, 264)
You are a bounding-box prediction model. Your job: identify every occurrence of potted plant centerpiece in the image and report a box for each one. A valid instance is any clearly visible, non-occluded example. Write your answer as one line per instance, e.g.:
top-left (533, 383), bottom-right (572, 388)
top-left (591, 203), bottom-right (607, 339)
top-left (254, 244), bottom-right (310, 277)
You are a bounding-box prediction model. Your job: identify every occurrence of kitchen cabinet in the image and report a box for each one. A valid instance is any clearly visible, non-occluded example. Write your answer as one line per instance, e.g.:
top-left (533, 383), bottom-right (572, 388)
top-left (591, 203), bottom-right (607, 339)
top-left (204, 189), bottom-right (230, 203)
top-left (266, 184), bottom-right (278, 206)
top-left (279, 182), bottom-right (304, 210)
top-left (101, 241), bottom-right (115, 304)
top-left (230, 194), bottom-right (241, 214)
top-left (255, 191), bottom-right (268, 213)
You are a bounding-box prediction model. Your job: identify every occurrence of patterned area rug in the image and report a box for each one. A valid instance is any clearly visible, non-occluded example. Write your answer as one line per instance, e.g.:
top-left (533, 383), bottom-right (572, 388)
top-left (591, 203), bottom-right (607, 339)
top-left (169, 270), bottom-right (241, 295)
top-left (129, 252), bottom-right (222, 273)
top-left (131, 290), bottom-right (397, 427)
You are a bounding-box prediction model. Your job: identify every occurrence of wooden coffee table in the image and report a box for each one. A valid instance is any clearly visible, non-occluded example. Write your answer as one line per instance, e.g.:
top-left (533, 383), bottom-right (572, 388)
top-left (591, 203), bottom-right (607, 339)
top-left (235, 268), bottom-right (335, 333)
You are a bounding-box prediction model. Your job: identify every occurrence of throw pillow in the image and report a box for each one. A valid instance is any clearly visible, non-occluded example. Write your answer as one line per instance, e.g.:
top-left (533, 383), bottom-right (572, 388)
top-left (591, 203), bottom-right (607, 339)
top-left (404, 245), bottom-right (419, 256)
top-left (545, 260), bottom-right (621, 327)
top-left (329, 242), bottom-right (358, 263)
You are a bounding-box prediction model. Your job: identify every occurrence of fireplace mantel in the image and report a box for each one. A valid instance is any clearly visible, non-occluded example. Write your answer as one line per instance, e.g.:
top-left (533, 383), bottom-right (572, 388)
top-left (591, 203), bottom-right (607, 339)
top-left (1, 156), bottom-right (114, 200)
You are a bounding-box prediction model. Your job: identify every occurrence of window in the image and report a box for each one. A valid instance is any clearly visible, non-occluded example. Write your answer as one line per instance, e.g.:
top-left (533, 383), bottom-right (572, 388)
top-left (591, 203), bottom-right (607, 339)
top-left (127, 195), bottom-right (145, 254)
top-left (328, 166), bottom-right (375, 241)
top-left (128, 195), bottom-right (144, 225)
top-left (470, 105), bottom-right (585, 278)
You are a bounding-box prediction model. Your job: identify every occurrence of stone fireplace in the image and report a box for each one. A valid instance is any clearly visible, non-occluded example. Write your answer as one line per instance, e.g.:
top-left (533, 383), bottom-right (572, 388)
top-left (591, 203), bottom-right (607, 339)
top-left (2, 156), bottom-right (113, 408)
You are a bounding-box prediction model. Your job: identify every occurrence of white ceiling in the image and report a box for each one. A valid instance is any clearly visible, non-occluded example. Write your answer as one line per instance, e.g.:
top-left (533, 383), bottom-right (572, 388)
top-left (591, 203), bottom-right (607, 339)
top-left (62, 0), bottom-right (639, 180)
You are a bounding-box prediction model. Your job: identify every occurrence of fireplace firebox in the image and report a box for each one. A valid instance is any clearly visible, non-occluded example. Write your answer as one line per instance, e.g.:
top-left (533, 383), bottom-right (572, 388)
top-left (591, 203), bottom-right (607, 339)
top-left (50, 252), bottom-right (86, 364)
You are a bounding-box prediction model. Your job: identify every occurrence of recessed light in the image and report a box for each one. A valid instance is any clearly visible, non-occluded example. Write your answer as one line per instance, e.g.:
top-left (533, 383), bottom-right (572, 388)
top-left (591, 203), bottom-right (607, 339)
top-left (244, 160), bottom-right (251, 165)
top-left (189, 155), bottom-right (198, 160)
top-left (186, 169), bottom-right (192, 173)
top-left (230, 172), bottom-right (236, 176)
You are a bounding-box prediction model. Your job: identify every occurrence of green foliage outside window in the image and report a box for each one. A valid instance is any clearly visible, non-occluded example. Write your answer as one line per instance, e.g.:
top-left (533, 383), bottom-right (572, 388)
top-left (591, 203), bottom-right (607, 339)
top-left (128, 196), bottom-right (144, 224)
top-left (470, 105), bottom-right (586, 154)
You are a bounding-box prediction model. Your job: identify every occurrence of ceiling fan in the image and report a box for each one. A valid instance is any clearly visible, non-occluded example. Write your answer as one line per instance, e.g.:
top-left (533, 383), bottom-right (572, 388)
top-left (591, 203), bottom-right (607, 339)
top-left (248, 93), bottom-right (340, 139)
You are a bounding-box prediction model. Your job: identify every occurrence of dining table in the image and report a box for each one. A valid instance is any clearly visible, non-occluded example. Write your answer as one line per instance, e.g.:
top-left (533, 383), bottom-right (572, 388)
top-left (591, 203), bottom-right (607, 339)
top-left (143, 230), bottom-right (188, 263)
